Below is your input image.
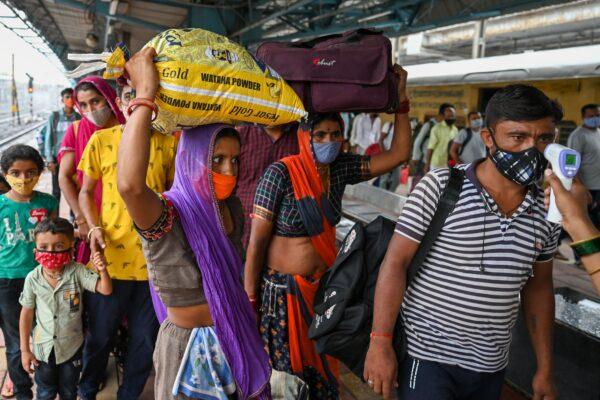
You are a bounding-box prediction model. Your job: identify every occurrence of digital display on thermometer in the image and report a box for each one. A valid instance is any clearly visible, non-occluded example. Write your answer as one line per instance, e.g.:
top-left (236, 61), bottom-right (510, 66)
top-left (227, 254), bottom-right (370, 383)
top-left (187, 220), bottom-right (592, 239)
top-left (565, 154), bottom-right (577, 166)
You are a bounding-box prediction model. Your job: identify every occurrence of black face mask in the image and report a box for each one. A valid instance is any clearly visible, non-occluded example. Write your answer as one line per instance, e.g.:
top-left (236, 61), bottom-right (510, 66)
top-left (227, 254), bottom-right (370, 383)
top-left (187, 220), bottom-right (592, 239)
top-left (445, 118), bottom-right (456, 126)
top-left (489, 135), bottom-right (547, 186)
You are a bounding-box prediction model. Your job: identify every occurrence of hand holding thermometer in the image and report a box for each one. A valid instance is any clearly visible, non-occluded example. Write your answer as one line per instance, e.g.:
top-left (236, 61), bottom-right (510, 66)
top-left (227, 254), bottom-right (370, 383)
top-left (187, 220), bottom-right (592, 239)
top-left (544, 143), bottom-right (581, 223)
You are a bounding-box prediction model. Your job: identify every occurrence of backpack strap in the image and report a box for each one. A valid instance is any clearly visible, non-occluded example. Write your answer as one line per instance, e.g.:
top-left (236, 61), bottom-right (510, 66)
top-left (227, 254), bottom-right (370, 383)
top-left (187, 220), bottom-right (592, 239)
top-left (406, 167), bottom-right (465, 284)
top-left (459, 128), bottom-right (473, 156)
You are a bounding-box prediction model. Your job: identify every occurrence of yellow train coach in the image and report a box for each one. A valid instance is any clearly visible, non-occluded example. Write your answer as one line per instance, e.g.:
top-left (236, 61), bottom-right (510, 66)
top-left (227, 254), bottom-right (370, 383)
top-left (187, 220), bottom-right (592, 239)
top-left (401, 45), bottom-right (600, 140)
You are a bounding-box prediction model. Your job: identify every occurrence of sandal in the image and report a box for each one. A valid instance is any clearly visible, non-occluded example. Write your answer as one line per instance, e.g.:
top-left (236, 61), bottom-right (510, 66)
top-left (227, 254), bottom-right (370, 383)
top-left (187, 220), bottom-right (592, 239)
top-left (1, 377), bottom-right (15, 398)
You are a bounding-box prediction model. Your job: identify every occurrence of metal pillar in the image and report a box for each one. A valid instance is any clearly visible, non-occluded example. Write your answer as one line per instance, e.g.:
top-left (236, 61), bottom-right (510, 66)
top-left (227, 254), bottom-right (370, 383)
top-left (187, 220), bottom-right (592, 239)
top-left (471, 19), bottom-right (486, 58)
top-left (11, 54), bottom-right (20, 125)
top-left (26, 73), bottom-right (33, 121)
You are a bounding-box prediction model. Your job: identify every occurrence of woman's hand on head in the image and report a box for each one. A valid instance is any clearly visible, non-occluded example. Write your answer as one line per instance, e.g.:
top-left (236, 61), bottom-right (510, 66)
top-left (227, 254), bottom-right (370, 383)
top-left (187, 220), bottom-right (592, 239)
top-left (125, 47), bottom-right (158, 99)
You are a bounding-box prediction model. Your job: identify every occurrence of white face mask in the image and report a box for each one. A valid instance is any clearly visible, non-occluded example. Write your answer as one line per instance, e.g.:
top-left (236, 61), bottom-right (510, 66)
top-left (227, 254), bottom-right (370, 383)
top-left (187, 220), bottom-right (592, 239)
top-left (470, 118), bottom-right (483, 131)
top-left (85, 105), bottom-right (113, 127)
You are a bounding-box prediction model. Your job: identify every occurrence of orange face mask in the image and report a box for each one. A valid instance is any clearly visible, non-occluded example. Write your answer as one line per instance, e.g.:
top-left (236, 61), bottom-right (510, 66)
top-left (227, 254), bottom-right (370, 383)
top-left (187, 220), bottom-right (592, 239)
top-left (212, 171), bottom-right (237, 200)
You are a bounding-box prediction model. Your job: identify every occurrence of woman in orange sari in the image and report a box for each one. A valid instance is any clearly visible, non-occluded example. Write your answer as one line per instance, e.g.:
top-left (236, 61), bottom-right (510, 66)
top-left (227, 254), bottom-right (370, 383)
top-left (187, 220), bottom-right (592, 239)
top-left (245, 66), bottom-right (411, 398)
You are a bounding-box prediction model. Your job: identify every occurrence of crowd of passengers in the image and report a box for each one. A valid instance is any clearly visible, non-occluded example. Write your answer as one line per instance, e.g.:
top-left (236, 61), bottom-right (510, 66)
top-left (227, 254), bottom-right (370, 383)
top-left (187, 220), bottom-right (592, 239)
top-left (0, 46), bottom-right (599, 400)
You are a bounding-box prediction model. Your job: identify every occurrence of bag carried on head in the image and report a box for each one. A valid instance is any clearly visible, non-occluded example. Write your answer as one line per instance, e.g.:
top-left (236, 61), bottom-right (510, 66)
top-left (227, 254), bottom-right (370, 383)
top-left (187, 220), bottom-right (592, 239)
top-left (66, 29), bottom-right (306, 134)
top-left (309, 168), bottom-right (465, 378)
top-left (257, 29), bottom-right (399, 114)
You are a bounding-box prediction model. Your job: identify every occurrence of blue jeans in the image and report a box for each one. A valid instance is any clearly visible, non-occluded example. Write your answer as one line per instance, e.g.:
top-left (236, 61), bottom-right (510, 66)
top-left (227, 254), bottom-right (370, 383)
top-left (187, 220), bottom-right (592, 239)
top-left (0, 278), bottom-right (33, 400)
top-left (35, 347), bottom-right (82, 400)
top-left (79, 280), bottom-right (159, 400)
top-left (398, 356), bottom-right (505, 400)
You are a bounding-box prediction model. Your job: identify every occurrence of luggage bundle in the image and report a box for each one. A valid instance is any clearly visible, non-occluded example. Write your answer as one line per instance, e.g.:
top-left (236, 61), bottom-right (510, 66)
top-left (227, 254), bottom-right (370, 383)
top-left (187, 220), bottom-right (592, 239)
top-left (66, 28), bottom-right (399, 133)
top-left (67, 29), bottom-right (306, 134)
top-left (257, 29), bottom-right (400, 114)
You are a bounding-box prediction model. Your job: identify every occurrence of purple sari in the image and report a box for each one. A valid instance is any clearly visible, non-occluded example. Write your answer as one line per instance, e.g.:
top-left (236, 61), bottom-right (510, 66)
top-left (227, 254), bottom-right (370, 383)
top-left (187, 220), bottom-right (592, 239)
top-left (151, 125), bottom-right (271, 399)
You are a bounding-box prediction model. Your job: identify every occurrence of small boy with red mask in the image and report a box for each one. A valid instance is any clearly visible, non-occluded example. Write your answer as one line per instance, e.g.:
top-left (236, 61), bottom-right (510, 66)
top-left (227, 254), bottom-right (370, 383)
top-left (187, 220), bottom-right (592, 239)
top-left (19, 218), bottom-right (112, 400)
top-left (0, 144), bottom-right (58, 400)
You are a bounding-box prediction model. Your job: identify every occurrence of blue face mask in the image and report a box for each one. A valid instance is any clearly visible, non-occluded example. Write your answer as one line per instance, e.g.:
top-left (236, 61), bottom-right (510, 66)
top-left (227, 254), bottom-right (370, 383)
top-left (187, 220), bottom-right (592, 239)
top-left (470, 118), bottom-right (483, 130)
top-left (584, 117), bottom-right (600, 129)
top-left (312, 141), bottom-right (342, 164)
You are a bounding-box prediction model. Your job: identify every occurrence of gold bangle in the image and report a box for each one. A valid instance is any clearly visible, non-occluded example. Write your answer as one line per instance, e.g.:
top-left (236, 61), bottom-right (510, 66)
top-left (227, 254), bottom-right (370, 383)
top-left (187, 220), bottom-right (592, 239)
top-left (87, 226), bottom-right (104, 241)
top-left (570, 234), bottom-right (600, 247)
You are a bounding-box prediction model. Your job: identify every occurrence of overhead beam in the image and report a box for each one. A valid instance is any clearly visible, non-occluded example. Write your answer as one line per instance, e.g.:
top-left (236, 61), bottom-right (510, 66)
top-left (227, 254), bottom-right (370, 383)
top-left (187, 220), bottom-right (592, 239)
top-left (137, 0), bottom-right (244, 10)
top-left (231, 0), bottom-right (316, 37)
top-left (253, 0), bottom-right (570, 44)
top-left (259, 0), bottom-right (423, 41)
top-left (47, 0), bottom-right (169, 32)
top-left (260, 19), bottom-right (404, 43)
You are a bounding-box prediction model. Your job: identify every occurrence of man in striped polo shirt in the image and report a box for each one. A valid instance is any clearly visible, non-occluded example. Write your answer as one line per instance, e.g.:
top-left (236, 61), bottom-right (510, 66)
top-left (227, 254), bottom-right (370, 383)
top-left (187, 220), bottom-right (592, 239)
top-left (364, 85), bottom-right (562, 400)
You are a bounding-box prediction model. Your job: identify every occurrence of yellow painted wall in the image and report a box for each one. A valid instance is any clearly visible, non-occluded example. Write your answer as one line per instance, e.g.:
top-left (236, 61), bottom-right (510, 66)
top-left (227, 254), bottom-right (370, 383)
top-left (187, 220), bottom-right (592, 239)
top-left (382, 77), bottom-right (600, 125)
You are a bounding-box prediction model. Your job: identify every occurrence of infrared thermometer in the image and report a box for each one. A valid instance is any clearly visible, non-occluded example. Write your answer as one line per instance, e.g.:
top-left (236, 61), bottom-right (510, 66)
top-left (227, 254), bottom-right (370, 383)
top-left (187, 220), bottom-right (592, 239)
top-left (544, 143), bottom-right (581, 224)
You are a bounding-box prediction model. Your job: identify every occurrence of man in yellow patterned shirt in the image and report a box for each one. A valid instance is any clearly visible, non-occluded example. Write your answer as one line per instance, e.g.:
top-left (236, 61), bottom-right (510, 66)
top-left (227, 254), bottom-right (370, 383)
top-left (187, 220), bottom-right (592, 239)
top-left (77, 84), bottom-right (177, 400)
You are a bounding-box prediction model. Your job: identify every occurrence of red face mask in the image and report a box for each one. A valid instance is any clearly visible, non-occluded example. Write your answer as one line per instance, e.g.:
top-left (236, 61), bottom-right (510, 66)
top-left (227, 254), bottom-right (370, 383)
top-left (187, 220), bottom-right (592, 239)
top-left (35, 249), bottom-right (72, 271)
top-left (212, 171), bottom-right (237, 200)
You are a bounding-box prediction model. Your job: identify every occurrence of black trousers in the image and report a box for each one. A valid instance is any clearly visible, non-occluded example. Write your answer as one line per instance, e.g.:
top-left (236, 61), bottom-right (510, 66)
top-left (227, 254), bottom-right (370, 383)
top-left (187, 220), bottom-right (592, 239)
top-left (51, 161), bottom-right (60, 202)
top-left (35, 347), bottom-right (82, 400)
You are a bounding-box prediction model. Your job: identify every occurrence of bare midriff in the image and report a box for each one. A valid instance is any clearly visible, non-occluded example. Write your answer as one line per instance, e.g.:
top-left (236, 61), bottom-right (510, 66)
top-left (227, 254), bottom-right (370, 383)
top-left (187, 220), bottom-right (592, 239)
top-left (167, 303), bottom-right (213, 329)
top-left (267, 235), bottom-right (327, 276)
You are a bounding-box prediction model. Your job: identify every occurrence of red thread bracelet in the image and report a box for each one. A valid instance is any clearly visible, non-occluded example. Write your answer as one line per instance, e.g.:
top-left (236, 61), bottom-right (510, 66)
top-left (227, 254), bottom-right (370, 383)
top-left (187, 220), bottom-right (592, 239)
top-left (398, 99), bottom-right (410, 114)
top-left (127, 98), bottom-right (158, 121)
top-left (370, 332), bottom-right (393, 339)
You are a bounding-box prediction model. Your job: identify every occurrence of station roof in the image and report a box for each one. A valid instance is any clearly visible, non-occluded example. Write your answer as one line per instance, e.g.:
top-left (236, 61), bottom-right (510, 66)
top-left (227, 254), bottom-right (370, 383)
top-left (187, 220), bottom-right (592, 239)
top-left (0, 0), bottom-right (579, 70)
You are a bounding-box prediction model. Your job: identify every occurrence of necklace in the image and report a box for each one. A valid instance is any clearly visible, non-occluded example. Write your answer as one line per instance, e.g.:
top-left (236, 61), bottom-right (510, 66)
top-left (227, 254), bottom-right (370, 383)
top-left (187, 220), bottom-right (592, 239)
top-left (43, 269), bottom-right (62, 281)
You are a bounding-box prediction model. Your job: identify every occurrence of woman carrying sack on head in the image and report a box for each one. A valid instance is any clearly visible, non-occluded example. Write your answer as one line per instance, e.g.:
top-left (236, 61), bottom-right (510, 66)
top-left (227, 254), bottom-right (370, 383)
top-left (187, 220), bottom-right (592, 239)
top-left (244, 66), bottom-right (411, 399)
top-left (117, 48), bottom-right (271, 400)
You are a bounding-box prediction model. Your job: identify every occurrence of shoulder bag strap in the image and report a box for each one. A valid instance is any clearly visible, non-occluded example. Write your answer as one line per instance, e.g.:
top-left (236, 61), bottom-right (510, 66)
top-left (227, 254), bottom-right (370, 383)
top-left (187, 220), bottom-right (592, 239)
top-left (406, 167), bottom-right (465, 284)
top-left (459, 128), bottom-right (473, 156)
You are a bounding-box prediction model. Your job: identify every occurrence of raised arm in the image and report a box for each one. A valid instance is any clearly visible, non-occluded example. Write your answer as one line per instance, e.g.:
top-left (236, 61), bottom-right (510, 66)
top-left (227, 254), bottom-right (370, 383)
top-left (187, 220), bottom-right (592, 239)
top-left (369, 66), bottom-right (411, 176)
top-left (117, 48), bottom-right (163, 230)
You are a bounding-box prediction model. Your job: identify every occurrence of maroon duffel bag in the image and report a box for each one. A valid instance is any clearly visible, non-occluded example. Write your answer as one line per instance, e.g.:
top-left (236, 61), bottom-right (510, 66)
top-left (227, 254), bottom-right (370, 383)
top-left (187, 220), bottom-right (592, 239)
top-left (256, 29), bottom-right (399, 114)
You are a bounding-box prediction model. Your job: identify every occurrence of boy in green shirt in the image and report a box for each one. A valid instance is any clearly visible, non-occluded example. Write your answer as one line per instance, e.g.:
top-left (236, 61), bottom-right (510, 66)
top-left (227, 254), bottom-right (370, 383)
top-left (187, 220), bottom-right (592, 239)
top-left (19, 218), bottom-right (111, 400)
top-left (0, 144), bottom-right (58, 400)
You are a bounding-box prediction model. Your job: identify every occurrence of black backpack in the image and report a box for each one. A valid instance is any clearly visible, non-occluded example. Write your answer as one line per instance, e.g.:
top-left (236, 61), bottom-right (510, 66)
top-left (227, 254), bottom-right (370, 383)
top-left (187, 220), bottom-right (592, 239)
top-left (309, 168), bottom-right (465, 378)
